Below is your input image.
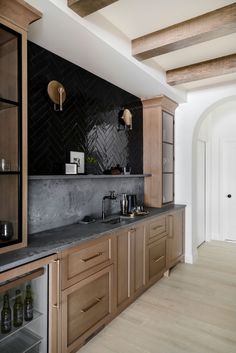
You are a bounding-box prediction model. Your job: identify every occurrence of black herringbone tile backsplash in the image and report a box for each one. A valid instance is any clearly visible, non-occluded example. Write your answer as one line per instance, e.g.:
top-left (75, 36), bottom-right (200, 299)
top-left (28, 41), bottom-right (143, 175)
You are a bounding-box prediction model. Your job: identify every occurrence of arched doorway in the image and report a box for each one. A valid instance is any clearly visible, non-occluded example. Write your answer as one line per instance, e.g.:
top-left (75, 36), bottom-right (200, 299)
top-left (192, 97), bottom-right (236, 254)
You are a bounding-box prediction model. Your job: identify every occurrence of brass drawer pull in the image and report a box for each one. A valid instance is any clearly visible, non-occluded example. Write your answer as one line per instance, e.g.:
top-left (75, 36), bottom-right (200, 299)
top-left (152, 255), bottom-right (164, 263)
top-left (151, 225), bottom-right (163, 231)
top-left (80, 252), bottom-right (103, 262)
top-left (81, 296), bottom-right (104, 313)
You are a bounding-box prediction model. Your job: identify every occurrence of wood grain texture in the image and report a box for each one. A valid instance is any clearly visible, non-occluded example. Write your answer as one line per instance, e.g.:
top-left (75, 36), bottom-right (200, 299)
top-left (167, 54), bottom-right (236, 86)
top-left (132, 3), bottom-right (236, 60)
top-left (167, 210), bottom-right (184, 268)
top-left (68, 0), bottom-right (118, 17)
top-left (78, 241), bottom-right (236, 353)
top-left (143, 96), bottom-right (177, 208)
top-left (0, 17), bottom-right (28, 254)
top-left (61, 265), bottom-right (114, 353)
top-left (0, 0), bottom-right (42, 31)
top-left (61, 235), bottom-right (114, 290)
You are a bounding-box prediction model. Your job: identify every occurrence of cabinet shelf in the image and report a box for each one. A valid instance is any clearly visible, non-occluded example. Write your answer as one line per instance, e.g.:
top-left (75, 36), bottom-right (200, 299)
top-left (0, 98), bottom-right (19, 111)
top-left (0, 310), bottom-right (42, 344)
top-left (28, 174), bottom-right (151, 180)
top-left (0, 328), bottom-right (41, 353)
top-left (0, 171), bottom-right (20, 175)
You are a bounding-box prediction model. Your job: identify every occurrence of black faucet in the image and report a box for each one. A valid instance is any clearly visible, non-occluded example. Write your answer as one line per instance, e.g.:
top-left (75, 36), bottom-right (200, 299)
top-left (102, 191), bottom-right (117, 220)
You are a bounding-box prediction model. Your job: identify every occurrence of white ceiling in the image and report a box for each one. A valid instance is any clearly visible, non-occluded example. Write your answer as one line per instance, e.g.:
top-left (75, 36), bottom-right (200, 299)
top-left (26, 0), bottom-right (236, 101)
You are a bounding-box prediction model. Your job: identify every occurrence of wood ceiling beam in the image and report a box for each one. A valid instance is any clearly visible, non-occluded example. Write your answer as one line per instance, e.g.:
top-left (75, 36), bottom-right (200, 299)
top-left (132, 3), bottom-right (236, 60)
top-left (68, 0), bottom-right (118, 17)
top-left (166, 54), bottom-right (236, 86)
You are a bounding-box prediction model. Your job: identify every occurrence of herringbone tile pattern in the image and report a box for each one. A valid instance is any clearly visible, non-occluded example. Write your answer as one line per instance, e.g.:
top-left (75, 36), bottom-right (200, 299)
top-left (28, 42), bottom-right (143, 175)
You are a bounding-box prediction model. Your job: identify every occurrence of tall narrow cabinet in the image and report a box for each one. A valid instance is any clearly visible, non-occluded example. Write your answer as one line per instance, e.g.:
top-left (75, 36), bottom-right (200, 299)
top-left (143, 96), bottom-right (178, 208)
top-left (0, 1), bottom-right (41, 253)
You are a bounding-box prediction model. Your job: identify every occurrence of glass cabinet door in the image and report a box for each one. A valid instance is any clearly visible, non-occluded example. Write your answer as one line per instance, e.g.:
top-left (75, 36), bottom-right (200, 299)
top-left (0, 23), bottom-right (22, 248)
top-left (162, 111), bottom-right (174, 204)
top-left (162, 111), bottom-right (174, 144)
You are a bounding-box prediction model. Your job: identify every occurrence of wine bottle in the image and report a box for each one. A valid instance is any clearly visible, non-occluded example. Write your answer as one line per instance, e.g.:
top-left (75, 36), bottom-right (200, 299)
top-left (13, 289), bottom-right (23, 327)
top-left (1, 293), bottom-right (11, 334)
top-left (24, 284), bottom-right (33, 321)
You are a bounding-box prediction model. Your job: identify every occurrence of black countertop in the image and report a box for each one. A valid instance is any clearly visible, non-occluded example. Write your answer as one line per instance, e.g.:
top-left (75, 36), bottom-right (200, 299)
top-left (0, 205), bottom-right (185, 273)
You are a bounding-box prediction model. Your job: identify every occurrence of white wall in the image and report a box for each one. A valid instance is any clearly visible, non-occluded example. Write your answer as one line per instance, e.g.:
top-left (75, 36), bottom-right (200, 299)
top-left (175, 82), bottom-right (236, 263)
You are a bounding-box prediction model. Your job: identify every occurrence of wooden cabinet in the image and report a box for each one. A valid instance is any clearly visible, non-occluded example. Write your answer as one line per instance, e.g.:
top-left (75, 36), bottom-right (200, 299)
top-left (143, 96), bottom-right (178, 208)
top-left (167, 209), bottom-right (185, 269)
top-left (61, 265), bottom-right (114, 353)
top-left (0, 1), bottom-right (41, 254)
top-left (146, 215), bottom-right (167, 285)
top-left (60, 236), bottom-right (115, 352)
top-left (116, 223), bottom-right (145, 312)
top-left (58, 208), bottom-right (185, 352)
top-left (147, 215), bottom-right (167, 243)
top-left (146, 236), bottom-right (167, 284)
top-left (61, 236), bottom-right (114, 289)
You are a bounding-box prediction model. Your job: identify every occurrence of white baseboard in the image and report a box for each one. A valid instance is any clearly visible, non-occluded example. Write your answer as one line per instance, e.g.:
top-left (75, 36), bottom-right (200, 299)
top-left (184, 249), bottom-right (198, 264)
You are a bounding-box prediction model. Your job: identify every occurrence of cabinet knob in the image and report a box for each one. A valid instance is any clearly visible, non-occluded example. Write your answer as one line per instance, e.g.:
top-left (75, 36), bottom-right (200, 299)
top-left (227, 194), bottom-right (232, 198)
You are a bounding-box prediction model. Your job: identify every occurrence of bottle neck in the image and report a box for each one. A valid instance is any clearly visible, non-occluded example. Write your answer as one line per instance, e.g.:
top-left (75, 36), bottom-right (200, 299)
top-left (3, 297), bottom-right (10, 308)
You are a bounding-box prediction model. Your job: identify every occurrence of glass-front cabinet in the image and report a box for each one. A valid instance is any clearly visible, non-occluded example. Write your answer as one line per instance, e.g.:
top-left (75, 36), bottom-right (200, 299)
top-left (143, 96), bottom-right (178, 208)
top-left (0, 1), bottom-right (41, 254)
top-left (0, 23), bottom-right (22, 250)
top-left (162, 111), bottom-right (174, 204)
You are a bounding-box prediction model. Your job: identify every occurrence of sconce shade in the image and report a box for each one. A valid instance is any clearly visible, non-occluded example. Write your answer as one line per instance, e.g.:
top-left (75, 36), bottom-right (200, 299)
top-left (119, 108), bottom-right (132, 130)
top-left (47, 80), bottom-right (66, 111)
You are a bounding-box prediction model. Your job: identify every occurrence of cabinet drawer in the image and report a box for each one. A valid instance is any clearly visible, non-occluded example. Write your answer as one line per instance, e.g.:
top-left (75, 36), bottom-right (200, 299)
top-left (62, 265), bottom-right (114, 353)
top-left (62, 237), bottom-right (114, 289)
top-left (147, 237), bottom-right (167, 281)
top-left (147, 216), bottom-right (167, 243)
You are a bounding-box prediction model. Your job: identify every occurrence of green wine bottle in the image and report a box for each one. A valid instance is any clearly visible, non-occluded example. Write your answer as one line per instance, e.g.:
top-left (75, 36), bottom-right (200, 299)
top-left (24, 284), bottom-right (33, 321)
top-left (1, 293), bottom-right (12, 334)
top-left (13, 289), bottom-right (23, 327)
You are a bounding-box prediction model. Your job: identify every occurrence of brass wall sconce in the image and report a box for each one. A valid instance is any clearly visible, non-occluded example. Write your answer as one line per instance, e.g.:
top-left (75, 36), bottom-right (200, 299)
top-left (47, 80), bottom-right (66, 111)
top-left (118, 108), bottom-right (132, 131)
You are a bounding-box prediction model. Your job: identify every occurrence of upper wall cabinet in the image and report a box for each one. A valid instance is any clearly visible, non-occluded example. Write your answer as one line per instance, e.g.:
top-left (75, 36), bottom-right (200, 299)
top-left (0, 1), bottom-right (41, 254)
top-left (143, 96), bottom-right (178, 208)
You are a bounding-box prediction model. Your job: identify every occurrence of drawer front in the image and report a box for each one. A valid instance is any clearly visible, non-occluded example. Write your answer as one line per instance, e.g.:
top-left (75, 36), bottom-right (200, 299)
top-left (62, 237), bottom-right (113, 289)
top-left (148, 237), bottom-right (166, 280)
top-left (62, 266), bottom-right (113, 352)
top-left (148, 216), bottom-right (167, 243)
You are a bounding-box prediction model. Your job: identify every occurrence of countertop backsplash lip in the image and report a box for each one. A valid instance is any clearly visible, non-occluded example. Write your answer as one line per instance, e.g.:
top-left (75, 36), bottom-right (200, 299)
top-left (0, 205), bottom-right (186, 273)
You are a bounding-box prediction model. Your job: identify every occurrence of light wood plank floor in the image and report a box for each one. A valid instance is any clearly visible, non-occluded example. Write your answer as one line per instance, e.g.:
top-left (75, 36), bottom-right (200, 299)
top-left (79, 241), bottom-right (236, 353)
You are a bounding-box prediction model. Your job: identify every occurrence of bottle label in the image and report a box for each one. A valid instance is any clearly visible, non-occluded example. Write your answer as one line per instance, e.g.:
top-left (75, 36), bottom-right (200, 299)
top-left (2, 319), bottom-right (11, 331)
top-left (15, 311), bottom-right (23, 323)
top-left (25, 305), bottom-right (33, 320)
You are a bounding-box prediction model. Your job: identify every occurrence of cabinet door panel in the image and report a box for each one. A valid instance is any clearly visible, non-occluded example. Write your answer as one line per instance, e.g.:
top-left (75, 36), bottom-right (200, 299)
top-left (147, 237), bottom-right (167, 283)
top-left (148, 216), bottom-right (167, 243)
top-left (162, 111), bottom-right (174, 144)
top-left (62, 237), bottom-right (114, 289)
top-left (62, 266), bottom-right (113, 353)
top-left (167, 211), bottom-right (184, 268)
top-left (134, 225), bottom-right (145, 294)
top-left (117, 230), bottom-right (130, 307)
top-left (163, 143), bottom-right (173, 173)
top-left (162, 173), bottom-right (174, 204)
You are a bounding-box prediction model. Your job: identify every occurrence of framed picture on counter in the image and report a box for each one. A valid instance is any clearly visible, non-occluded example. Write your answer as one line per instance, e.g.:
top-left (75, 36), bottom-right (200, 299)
top-left (70, 151), bottom-right (85, 174)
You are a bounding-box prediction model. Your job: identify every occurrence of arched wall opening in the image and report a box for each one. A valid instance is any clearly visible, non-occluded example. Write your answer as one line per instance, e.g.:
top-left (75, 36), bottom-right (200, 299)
top-left (175, 83), bottom-right (236, 263)
top-left (192, 96), bottom-right (236, 256)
